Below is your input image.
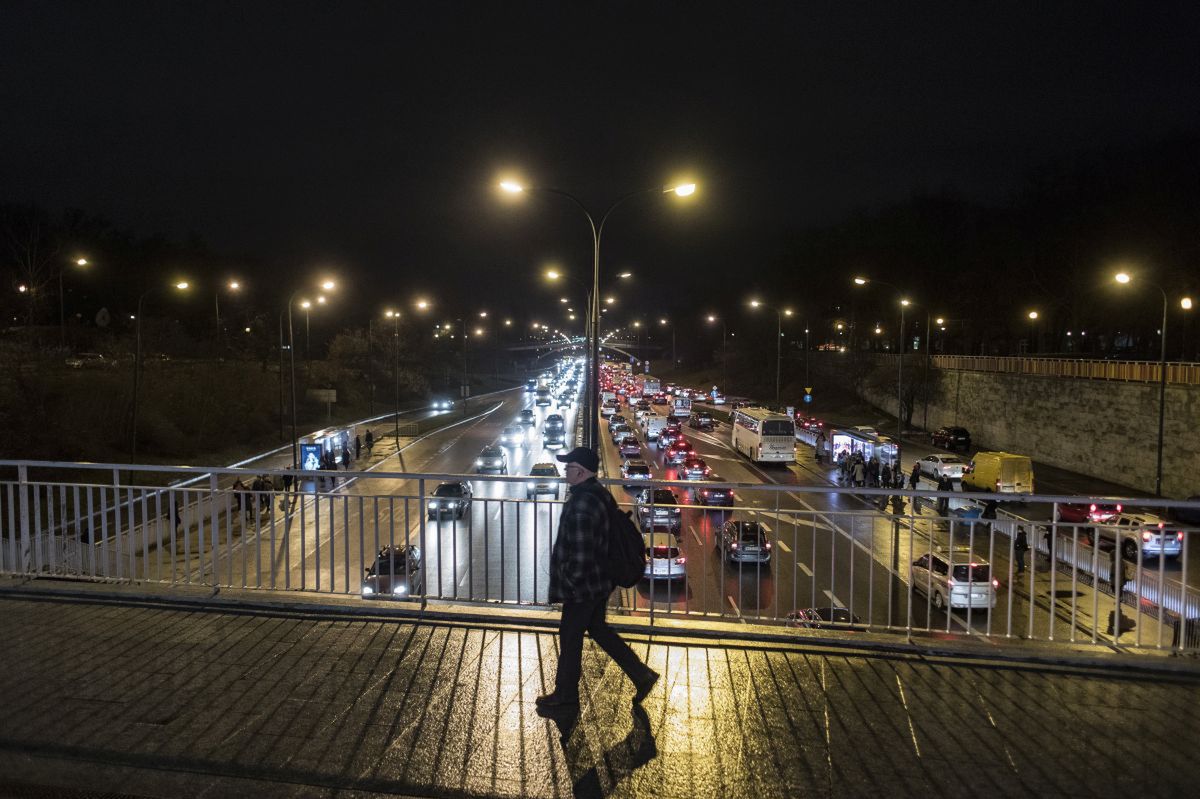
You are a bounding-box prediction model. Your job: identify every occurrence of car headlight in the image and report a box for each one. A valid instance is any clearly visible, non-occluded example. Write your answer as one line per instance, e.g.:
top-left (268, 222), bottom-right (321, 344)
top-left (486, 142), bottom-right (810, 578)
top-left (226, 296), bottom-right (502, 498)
top-left (392, 585), bottom-right (408, 595)
top-left (429, 501), bottom-right (439, 508)
top-left (475, 459), bottom-right (483, 466)
top-left (362, 585), bottom-right (374, 595)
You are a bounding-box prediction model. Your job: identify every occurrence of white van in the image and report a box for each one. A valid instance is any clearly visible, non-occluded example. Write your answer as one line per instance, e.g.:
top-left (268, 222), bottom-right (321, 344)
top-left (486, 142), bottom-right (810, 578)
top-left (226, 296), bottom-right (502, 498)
top-left (642, 415), bottom-right (667, 441)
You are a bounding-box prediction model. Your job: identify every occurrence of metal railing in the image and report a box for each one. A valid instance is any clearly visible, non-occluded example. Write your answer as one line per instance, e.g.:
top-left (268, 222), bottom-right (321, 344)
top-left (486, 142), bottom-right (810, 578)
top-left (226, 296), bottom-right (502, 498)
top-left (928, 354), bottom-right (1200, 385)
top-left (3, 460), bottom-right (1199, 653)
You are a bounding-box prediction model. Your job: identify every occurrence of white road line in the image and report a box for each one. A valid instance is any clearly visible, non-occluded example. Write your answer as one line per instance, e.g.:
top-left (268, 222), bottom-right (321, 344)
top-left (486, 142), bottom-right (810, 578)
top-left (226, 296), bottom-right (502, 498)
top-left (823, 589), bottom-right (847, 608)
top-left (894, 675), bottom-right (922, 758)
top-left (797, 560), bottom-right (813, 577)
top-left (726, 595), bottom-right (743, 619)
top-left (775, 539), bottom-right (792, 554)
top-left (689, 524), bottom-right (703, 548)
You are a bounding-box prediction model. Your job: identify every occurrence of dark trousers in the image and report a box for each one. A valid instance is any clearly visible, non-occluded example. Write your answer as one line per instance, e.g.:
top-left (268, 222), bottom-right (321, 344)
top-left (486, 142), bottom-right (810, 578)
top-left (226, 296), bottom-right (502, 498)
top-left (554, 595), bottom-right (647, 698)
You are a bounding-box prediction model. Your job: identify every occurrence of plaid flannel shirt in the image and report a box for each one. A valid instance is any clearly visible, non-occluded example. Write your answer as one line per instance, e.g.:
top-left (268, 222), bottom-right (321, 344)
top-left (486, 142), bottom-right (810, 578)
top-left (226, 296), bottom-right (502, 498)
top-left (549, 478), bottom-right (613, 603)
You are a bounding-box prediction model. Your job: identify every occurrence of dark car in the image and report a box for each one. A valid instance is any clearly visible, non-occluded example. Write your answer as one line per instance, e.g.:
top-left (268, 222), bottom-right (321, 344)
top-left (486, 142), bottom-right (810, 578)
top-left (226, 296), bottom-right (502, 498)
top-left (361, 545), bottom-right (423, 599)
top-left (695, 473), bottom-right (735, 508)
top-left (718, 520), bottom-right (772, 564)
top-left (786, 607), bottom-right (863, 630)
top-left (635, 488), bottom-right (682, 531)
top-left (1055, 502), bottom-right (1122, 525)
top-left (665, 440), bottom-right (695, 465)
top-left (931, 426), bottom-right (971, 451)
top-left (428, 481), bottom-right (473, 519)
top-left (688, 412), bottom-right (714, 431)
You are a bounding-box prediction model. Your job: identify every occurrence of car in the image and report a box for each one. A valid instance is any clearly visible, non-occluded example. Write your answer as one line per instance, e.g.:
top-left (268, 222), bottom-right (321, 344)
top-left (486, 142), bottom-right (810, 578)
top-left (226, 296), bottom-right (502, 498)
top-left (719, 520), bottom-right (773, 564)
top-left (609, 422), bottom-right (632, 444)
top-left (499, 425), bottom-right (527, 448)
top-left (634, 400), bottom-right (652, 419)
top-left (544, 414), bottom-right (565, 431)
top-left (601, 399), bottom-right (618, 417)
top-left (475, 445), bottom-right (508, 474)
top-left (526, 463), bottom-right (561, 499)
top-left (621, 459), bottom-right (652, 488)
top-left (361, 545), bottom-right (423, 599)
top-left (688, 412), bottom-right (714, 431)
top-left (427, 481), bottom-right (473, 520)
top-left (931, 426), bottom-right (972, 451)
top-left (643, 532), bottom-right (687, 581)
top-left (518, 409), bottom-right (536, 426)
top-left (558, 395), bottom-right (573, 409)
top-left (610, 414), bottom-right (628, 427)
top-left (797, 416), bottom-right (825, 431)
top-left (680, 456), bottom-right (710, 480)
top-left (651, 393), bottom-right (668, 405)
top-left (635, 488), bottom-right (681, 530)
top-left (65, 352), bottom-right (115, 368)
top-left (785, 607), bottom-right (863, 630)
top-left (1094, 513), bottom-right (1184, 561)
top-left (657, 428), bottom-right (681, 450)
top-left (618, 435), bottom-right (642, 458)
top-left (910, 550), bottom-right (997, 611)
top-left (711, 392), bottom-right (726, 405)
top-left (730, 399), bottom-right (752, 410)
top-left (431, 398), bottom-right (454, 410)
top-left (544, 429), bottom-right (566, 449)
top-left (1055, 502), bottom-right (1122, 525)
top-left (665, 440), bottom-right (695, 465)
top-left (694, 473), bottom-right (735, 507)
top-left (917, 454), bottom-right (970, 480)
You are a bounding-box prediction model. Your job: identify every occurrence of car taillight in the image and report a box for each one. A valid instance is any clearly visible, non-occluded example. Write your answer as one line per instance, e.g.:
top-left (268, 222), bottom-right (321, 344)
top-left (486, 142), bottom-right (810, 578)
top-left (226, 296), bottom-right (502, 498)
top-left (730, 542), bottom-right (738, 549)
top-left (702, 490), bottom-right (710, 496)
top-left (1115, 504), bottom-right (1122, 513)
top-left (947, 578), bottom-right (957, 587)
top-left (1178, 532), bottom-right (1185, 541)
top-left (992, 579), bottom-right (999, 588)
top-left (1142, 531), bottom-right (1152, 542)
top-left (674, 557), bottom-right (686, 565)
top-left (1089, 503), bottom-right (1097, 512)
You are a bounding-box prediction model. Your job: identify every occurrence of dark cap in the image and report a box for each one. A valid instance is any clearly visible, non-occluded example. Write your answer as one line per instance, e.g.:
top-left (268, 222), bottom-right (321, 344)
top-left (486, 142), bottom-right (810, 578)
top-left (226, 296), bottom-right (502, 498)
top-left (556, 446), bottom-right (599, 472)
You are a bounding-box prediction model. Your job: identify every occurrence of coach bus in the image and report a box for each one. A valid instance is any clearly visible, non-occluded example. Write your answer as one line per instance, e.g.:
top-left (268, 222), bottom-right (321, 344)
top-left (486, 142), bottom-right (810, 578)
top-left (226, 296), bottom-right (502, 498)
top-left (731, 407), bottom-right (796, 463)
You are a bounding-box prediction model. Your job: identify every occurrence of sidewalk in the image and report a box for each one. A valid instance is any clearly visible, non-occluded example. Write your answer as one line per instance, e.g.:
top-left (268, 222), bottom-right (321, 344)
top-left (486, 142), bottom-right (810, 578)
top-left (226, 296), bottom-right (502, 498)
top-left (1, 590), bottom-right (1197, 798)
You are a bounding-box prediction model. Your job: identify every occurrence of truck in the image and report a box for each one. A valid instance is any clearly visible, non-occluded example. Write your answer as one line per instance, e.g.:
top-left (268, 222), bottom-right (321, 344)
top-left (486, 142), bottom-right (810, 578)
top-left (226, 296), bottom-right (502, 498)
top-left (671, 395), bottom-right (692, 419)
top-left (963, 452), bottom-right (1034, 494)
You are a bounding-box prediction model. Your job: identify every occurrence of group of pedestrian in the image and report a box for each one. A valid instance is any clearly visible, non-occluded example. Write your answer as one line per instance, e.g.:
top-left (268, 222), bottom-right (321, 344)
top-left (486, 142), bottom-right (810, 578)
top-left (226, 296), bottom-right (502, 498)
top-left (836, 452), bottom-right (904, 489)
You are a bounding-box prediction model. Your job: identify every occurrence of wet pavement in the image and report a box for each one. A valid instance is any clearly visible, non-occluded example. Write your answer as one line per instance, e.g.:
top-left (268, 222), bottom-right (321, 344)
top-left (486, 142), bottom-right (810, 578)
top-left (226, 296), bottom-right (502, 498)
top-left (1, 589), bottom-right (1198, 799)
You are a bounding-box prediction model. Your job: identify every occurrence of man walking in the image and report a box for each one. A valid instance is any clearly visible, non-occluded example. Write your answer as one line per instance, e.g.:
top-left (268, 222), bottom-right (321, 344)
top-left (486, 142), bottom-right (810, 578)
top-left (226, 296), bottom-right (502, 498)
top-left (537, 447), bottom-right (659, 709)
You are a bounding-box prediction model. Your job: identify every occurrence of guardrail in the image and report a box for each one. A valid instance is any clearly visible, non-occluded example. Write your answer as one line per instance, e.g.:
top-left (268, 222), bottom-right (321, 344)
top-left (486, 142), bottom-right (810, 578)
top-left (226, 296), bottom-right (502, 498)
top-left (928, 354), bottom-right (1200, 385)
top-left (2, 462), bottom-right (1198, 653)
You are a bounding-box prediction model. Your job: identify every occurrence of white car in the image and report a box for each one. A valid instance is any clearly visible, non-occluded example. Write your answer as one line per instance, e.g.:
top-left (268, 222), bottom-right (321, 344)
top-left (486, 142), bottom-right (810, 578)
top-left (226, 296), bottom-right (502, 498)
top-left (918, 454), bottom-right (969, 480)
top-left (1093, 513), bottom-right (1184, 561)
top-left (643, 532), bottom-right (686, 581)
top-left (499, 425), bottom-right (526, 448)
top-left (711, 393), bottom-right (726, 405)
top-left (910, 550), bottom-right (997, 611)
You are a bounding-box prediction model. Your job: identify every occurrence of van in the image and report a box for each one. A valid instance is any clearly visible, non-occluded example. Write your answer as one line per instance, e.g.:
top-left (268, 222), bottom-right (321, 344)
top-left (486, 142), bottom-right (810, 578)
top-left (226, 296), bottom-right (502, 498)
top-left (963, 452), bottom-right (1034, 494)
top-left (642, 415), bottom-right (667, 441)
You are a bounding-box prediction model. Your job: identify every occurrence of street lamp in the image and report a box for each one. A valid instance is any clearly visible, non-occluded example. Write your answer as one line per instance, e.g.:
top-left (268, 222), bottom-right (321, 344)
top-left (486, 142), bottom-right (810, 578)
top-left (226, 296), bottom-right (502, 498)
top-left (854, 277), bottom-right (910, 437)
top-left (1113, 271), bottom-right (1192, 496)
top-left (59, 257), bottom-right (91, 346)
top-left (748, 300), bottom-right (793, 405)
top-left (501, 178), bottom-right (695, 449)
top-left (130, 280), bottom-right (190, 462)
top-left (214, 279), bottom-right (241, 353)
top-left (285, 280), bottom-right (336, 468)
top-left (1026, 310), bottom-right (1040, 354)
top-left (706, 314), bottom-right (727, 394)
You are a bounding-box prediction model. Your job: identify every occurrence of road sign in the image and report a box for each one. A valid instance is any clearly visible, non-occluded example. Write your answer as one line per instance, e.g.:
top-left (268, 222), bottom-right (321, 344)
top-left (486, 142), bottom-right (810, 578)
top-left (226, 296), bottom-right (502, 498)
top-left (786, 406), bottom-right (795, 418)
top-left (803, 394), bottom-right (813, 404)
top-left (804, 386), bottom-right (812, 394)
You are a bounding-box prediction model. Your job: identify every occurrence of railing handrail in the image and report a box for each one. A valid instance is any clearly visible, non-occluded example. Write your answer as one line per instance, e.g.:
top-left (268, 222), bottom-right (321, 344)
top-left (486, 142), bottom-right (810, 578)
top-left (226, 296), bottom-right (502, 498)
top-left (920, 354), bottom-right (1200, 386)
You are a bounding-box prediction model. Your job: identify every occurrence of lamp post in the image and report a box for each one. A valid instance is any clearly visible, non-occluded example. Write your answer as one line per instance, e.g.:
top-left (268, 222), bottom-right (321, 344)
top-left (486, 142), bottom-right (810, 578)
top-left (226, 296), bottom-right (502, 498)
top-left (1114, 272), bottom-right (1192, 497)
top-left (854, 277), bottom-right (909, 437)
top-left (659, 317), bottom-right (675, 368)
top-left (214, 280), bottom-right (240, 354)
top-left (706, 314), bottom-right (727, 393)
top-left (1026, 310), bottom-right (1040, 355)
top-left (501, 179), bottom-right (694, 449)
top-left (59, 257), bottom-right (90, 346)
top-left (286, 280), bottom-right (335, 468)
top-left (130, 281), bottom-right (190, 462)
top-left (922, 314), bottom-right (943, 432)
top-left (749, 300), bottom-right (793, 406)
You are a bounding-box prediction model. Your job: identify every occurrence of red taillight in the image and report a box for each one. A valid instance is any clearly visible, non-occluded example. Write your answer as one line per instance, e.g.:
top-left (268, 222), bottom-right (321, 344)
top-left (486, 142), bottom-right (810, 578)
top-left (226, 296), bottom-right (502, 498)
top-left (702, 490), bottom-right (710, 496)
top-left (992, 579), bottom-right (999, 588)
top-left (1178, 532), bottom-right (1185, 541)
top-left (1089, 503), bottom-right (1097, 512)
top-left (674, 557), bottom-right (686, 565)
top-left (1115, 504), bottom-right (1122, 513)
top-left (730, 542), bottom-right (739, 549)
top-left (1142, 531), bottom-right (1152, 542)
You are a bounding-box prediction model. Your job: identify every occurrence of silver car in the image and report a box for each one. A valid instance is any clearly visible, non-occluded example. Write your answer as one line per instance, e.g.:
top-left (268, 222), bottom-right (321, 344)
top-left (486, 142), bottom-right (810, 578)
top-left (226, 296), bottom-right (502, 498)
top-left (475, 445), bottom-right (508, 474)
top-left (643, 532), bottom-right (686, 581)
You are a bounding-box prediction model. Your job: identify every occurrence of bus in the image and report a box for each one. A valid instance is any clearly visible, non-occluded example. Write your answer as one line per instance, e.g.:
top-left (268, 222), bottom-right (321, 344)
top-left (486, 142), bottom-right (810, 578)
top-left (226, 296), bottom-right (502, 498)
top-left (731, 407), bottom-right (796, 463)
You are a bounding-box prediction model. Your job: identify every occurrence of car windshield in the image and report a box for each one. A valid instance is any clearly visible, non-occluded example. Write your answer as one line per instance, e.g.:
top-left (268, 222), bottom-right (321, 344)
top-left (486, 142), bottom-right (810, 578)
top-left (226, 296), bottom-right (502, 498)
top-left (762, 420), bottom-right (795, 436)
top-left (482, 447), bottom-right (502, 457)
top-left (531, 466), bottom-right (557, 477)
top-left (952, 563), bottom-right (991, 582)
top-left (648, 545), bottom-right (680, 559)
top-left (434, 483), bottom-right (464, 497)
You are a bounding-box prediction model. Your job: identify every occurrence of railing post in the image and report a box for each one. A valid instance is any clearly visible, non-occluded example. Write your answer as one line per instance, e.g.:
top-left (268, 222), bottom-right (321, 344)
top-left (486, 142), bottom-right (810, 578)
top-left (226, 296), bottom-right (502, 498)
top-left (418, 478), bottom-right (427, 610)
top-left (17, 465), bottom-right (31, 573)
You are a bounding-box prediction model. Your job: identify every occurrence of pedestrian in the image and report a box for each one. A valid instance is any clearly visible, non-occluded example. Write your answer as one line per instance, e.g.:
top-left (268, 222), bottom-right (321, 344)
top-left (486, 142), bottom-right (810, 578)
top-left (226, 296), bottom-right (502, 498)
top-left (355, 435), bottom-right (362, 460)
top-left (867, 457), bottom-right (879, 488)
top-left (852, 459), bottom-right (866, 488)
top-left (537, 447), bottom-right (659, 709)
top-left (1014, 526), bottom-right (1029, 574)
top-left (341, 445), bottom-right (351, 469)
top-left (909, 462), bottom-right (920, 490)
top-left (814, 432), bottom-right (825, 464)
top-left (365, 429), bottom-right (375, 454)
top-left (936, 476), bottom-right (950, 516)
top-left (230, 477), bottom-right (246, 513)
top-left (881, 463), bottom-right (892, 490)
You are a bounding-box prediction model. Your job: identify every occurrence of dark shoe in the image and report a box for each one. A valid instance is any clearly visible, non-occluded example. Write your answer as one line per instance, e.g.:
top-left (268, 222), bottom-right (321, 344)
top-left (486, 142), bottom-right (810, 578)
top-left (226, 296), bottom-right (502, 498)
top-left (535, 692), bottom-right (579, 708)
top-left (632, 669), bottom-right (660, 703)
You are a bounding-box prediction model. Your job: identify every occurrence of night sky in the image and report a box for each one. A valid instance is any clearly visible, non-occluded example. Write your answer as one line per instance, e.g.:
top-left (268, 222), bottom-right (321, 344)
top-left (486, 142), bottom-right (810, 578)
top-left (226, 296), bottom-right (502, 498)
top-left (4, 1), bottom-right (1200, 329)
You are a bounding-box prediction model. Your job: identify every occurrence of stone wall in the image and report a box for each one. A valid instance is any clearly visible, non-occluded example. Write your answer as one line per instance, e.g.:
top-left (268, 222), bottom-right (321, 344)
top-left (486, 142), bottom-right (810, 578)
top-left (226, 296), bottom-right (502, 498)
top-left (857, 366), bottom-right (1200, 499)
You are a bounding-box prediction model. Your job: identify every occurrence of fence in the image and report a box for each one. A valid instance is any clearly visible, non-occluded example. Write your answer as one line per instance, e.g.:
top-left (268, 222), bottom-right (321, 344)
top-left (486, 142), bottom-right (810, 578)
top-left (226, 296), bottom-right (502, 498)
top-left (929, 354), bottom-right (1200, 385)
top-left (3, 460), bottom-right (1199, 653)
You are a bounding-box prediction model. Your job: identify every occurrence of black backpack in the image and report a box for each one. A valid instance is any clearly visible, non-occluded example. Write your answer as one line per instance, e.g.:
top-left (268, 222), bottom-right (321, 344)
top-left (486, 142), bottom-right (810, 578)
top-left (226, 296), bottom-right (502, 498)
top-left (600, 490), bottom-right (646, 588)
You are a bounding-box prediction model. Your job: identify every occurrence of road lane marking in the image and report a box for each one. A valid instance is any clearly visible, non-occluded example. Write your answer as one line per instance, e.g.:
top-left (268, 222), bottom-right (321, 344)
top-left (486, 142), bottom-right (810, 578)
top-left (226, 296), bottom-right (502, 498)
top-left (689, 524), bottom-right (703, 548)
top-left (894, 675), bottom-right (922, 758)
top-left (797, 560), bottom-right (813, 577)
top-left (726, 595), bottom-right (743, 619)
top-left (775, 539), bottom-right (791, 554)
top-left (823, 589), bottom-right (847, 608)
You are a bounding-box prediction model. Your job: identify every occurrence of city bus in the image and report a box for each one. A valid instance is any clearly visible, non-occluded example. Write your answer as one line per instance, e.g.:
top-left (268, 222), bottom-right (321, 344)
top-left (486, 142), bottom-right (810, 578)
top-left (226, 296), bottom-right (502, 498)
top-left (731, 407), bottom-right (796, 463)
